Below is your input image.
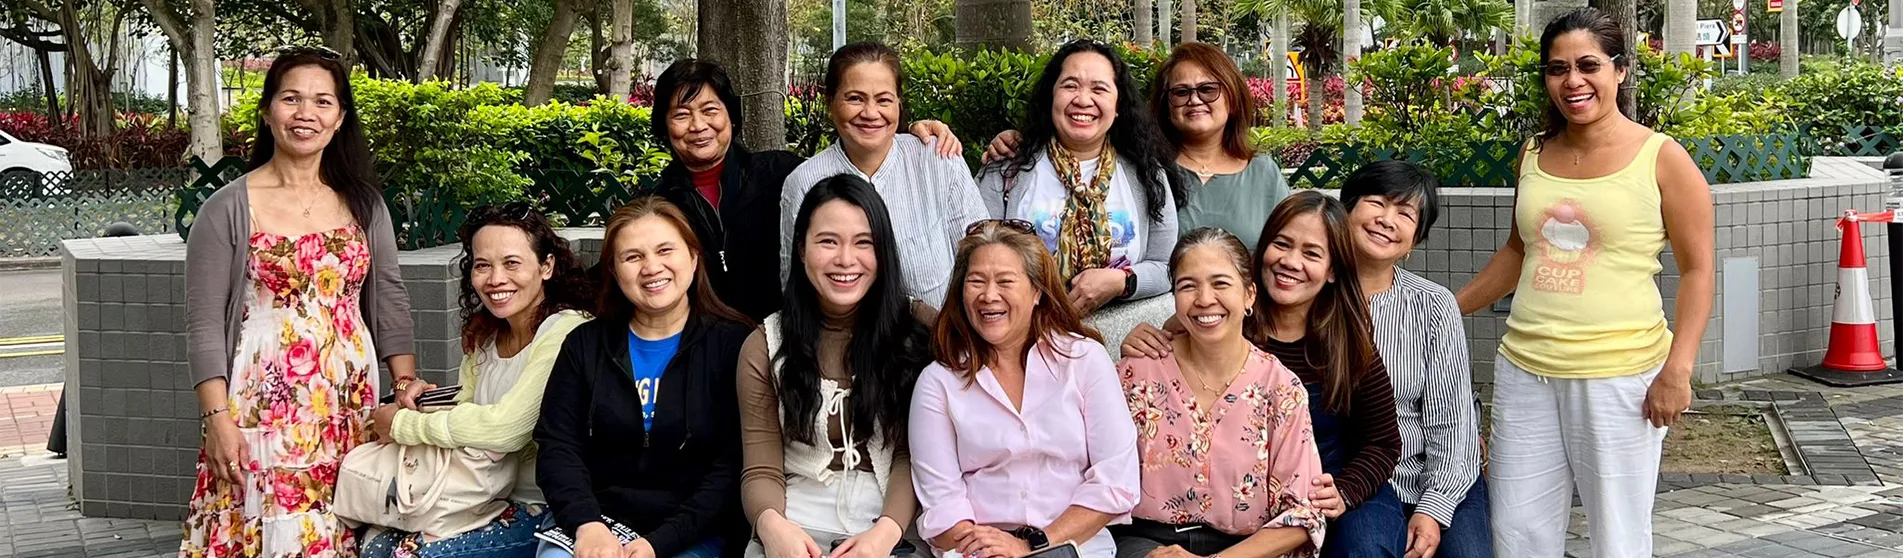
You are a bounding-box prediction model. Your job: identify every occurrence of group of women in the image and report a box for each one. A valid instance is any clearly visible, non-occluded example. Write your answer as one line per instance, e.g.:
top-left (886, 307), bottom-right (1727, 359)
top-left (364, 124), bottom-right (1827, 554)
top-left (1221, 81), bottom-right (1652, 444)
top-left (177, 7), bottom-right (1712, 558)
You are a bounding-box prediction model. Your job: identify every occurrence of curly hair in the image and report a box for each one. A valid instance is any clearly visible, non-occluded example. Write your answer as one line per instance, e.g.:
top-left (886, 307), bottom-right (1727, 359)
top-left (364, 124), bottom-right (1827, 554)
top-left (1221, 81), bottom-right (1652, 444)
top-left (456, 203), bottom-right (595, 353)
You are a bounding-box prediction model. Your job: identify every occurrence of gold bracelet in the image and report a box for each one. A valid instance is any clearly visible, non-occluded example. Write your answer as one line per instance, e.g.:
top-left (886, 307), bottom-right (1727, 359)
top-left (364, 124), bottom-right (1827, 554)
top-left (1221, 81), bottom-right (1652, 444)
top-left (199, 407), bottom-right (228, 420)
top-left (393, 377), bottom-right (416, 392)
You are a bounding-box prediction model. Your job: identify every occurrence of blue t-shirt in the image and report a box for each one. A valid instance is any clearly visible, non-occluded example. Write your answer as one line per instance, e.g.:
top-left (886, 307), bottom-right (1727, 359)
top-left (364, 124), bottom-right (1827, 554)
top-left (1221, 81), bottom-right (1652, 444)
top-left (628, 330), bottom-right (682, 430)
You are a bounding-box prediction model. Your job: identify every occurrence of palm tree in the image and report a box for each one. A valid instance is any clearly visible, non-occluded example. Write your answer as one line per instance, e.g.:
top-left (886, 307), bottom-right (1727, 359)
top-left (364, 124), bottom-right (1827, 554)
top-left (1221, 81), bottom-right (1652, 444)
top-left (1343, 0), bottom-right (1361, 125)
top-left (1373, 0), bottom-right (1512, 50)
top-left (1239, 0), bottom-right (1341, 130)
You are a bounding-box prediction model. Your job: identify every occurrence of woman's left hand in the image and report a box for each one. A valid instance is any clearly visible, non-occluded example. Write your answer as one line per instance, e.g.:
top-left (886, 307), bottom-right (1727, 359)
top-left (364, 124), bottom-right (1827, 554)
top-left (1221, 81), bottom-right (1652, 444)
top-left (908, 120), bottom-right (965, 159)
top-left (829, 518), bottom-right (904, 558)
top-left (1311, 474), bottom-right (1345, 519)
top-left (1144, 545), bottom-right (1200, 558)
top-left (1068, 268), bottom-right (1127, 313)
top-left (956, 526), bottom-right (1030, 558)
top-left (1643, 365), bottom-right (1693, 428)
top-left (368, 403), bottom-right (400, 441)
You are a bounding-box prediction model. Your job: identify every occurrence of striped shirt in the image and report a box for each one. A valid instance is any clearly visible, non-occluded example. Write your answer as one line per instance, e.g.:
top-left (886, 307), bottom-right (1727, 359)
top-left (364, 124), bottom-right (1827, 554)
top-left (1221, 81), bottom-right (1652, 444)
top-left (779, 134), bottom-right (990, 307)
top-left (1368, 268), bottom-right (1482, 527)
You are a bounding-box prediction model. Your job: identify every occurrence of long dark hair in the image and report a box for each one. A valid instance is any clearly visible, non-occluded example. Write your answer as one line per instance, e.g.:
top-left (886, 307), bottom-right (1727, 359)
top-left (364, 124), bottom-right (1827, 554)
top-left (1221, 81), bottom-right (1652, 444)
top-left (457, 203), bottom-right (595, 353)
top-left (1247, 191), bottom-right (1378, 415)
top-left (780, 175), bottom-right (931, 448)
top-left (250, 50), bottom-right (381, 230)
top-left (1537, 8), bottom-right (1631, 148)
top-left (596, 196), bottom-right (750, 326)
top-left (988, 40), bottom-right (1181, 217)
top-left (652, 59), bottom-right (744, 153)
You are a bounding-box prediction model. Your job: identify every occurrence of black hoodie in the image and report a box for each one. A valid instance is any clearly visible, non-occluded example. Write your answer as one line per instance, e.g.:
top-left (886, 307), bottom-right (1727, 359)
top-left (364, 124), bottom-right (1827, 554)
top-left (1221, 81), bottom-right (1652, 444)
top-left (534, 313), bottom-right (753, 556)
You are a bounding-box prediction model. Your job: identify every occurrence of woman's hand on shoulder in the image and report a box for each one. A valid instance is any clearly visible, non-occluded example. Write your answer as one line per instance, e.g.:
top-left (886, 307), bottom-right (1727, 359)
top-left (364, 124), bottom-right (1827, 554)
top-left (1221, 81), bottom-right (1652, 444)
top-left (982, 130), bottom-right (1023, 165)
top-left (909, 120), bottom-right (965, 159)
top-left (1120, 323), bottom-right (1175, 360)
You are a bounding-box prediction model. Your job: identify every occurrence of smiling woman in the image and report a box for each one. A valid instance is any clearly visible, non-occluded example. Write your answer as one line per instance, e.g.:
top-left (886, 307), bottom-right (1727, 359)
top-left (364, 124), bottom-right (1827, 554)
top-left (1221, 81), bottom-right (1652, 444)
top-left (778, 43), bottom-right (990, 309)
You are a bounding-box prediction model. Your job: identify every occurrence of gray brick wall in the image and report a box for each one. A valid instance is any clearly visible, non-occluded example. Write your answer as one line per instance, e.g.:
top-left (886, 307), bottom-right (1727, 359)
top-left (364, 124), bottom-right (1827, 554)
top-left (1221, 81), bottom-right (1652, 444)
top-left (1405, 157), bottom-right (1896, 386)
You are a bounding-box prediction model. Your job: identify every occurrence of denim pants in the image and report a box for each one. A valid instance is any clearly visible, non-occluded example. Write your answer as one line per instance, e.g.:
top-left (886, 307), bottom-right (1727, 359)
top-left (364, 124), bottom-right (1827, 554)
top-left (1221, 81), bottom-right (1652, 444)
top-left (359, 502), bottom-right (548, 558)
top-left (1323, 479), bottom-right (1492, 558)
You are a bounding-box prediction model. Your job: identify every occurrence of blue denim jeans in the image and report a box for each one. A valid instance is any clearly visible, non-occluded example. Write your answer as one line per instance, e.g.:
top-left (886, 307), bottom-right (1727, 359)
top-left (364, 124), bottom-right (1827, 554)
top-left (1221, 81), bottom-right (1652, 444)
top-left (535, 536), bottom-right (725, 558)
top-left (360, 503), bottom-right (549, 558)
top-left (1323, 478), bottom-right (1492, 558)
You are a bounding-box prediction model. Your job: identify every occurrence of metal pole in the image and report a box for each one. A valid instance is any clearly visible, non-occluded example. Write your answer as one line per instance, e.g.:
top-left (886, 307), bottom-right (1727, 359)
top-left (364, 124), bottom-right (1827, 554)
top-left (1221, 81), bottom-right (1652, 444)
top-left (1884, 152), bottom-right (1903, 362)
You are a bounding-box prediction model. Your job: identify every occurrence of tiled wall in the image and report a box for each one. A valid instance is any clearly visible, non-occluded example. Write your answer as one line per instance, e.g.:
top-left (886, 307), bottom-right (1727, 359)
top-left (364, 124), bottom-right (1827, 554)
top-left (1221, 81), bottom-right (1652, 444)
top-left (1404, 157), bottom-right (1896, 385)
top-left (57, 160), bottom-right (1894, 520)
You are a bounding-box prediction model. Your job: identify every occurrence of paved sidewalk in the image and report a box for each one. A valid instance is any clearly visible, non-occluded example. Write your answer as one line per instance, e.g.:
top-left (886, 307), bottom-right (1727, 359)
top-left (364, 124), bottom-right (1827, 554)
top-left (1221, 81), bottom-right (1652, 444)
top-left (0, 384), bottom-right (59, 458)
top-left (20, 374), bottom-right (1903, 556)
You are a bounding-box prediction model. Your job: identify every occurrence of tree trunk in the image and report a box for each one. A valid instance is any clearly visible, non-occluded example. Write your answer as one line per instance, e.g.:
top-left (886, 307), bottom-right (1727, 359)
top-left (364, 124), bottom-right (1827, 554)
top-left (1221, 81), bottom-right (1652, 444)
top-left (1781, 0), bottom-right (1799, 76)
top-left (37, 48), bottom-right (59, 121)
top-left (1664, 0), bottom-right (1694, 57)
top-left (1181, 0), bottom-right (1197, 43)
top-left (608, 0), bottom-right (634, 99)
top-left (1306, 68), bottom-right (1321, 131)
top-left (417, 0), bottom-right (467, 82)
top-left (1342, 0), bottom-right (1362, 126)
top-left (140, 0), bottom-right (223, 162)
top-left (294, 0), bottom-right (358, 68)
top-left (955, 0), bottom-right (1033, 50)
top-left (167, 48), bottom-right (179, 130)
top-left (1271, 11), bottom-right (1289, 128)
top-left (699, 0), bottom-right (789, 152)
top-left (1135, 0), bottom-right (1153, 45)
top-left (526, 0), bottom-right (580, 105)
top-left (591, 5), bottom-right (609, 94)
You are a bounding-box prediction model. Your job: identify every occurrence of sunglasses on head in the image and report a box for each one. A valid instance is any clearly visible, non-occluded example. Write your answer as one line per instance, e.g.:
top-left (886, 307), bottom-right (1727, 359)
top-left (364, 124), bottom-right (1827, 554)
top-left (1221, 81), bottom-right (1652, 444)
top-left (966, 219), bottom-right (1036, 237)
top-left (1168, 82), bottom-right (1224, 107)
top-left (1543, 55), bottom-right (1621, 77)
top-left (276, 45), bottom-right (343, 60)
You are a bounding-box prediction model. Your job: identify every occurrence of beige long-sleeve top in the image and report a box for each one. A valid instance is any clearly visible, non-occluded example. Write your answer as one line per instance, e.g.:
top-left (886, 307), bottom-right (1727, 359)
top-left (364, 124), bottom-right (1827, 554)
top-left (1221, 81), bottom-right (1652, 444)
top-left (738, 302), bottom-right (936, 527)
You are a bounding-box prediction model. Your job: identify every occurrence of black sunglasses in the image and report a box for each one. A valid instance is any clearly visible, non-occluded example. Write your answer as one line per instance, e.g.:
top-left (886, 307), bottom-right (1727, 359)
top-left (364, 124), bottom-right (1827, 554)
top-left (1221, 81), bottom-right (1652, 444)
top-left (966, 219), bottom-right (1037, 237)
top-left (1168, 82), bottom-right (1224, 107)
top-left (1543, 55), bottom-right (1622, 77)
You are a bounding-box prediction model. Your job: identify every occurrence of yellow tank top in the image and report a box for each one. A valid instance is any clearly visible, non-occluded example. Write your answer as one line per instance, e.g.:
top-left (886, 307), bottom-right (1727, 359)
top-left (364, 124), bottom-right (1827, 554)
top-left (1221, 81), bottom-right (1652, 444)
top-left (1499, 133), bottom-right (1673, 379)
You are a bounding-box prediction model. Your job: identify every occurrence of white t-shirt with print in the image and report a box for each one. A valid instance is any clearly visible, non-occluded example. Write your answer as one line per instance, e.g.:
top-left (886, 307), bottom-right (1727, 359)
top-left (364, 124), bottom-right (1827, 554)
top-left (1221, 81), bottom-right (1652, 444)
top-left (1007, 155), bottom-right (1144, 271)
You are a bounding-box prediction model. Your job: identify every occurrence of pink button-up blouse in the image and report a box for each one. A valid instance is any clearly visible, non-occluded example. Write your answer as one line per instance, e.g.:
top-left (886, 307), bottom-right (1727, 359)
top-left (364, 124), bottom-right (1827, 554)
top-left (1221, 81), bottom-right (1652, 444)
top-left (1118, 347), bottom-right (1326, 552)
top-left (908, 334), bottom-right (1141, 541)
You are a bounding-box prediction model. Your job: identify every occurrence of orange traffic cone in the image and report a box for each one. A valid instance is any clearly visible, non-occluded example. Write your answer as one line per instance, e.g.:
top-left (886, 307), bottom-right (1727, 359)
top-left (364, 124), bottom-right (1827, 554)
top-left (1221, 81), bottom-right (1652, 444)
top-left (1793, 210), bottom-right (1903, 387)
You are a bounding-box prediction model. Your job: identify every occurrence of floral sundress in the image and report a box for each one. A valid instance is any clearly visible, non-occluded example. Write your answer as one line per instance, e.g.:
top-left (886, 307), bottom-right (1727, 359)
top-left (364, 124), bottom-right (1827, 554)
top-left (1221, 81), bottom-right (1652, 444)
top-left (180, 225), bottom-right (379, 558)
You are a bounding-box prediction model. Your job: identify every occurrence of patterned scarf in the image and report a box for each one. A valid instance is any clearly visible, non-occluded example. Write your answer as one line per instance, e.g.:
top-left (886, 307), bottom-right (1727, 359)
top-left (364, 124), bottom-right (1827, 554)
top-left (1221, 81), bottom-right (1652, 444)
top-left (1048, 139), bottom-right (1118, 281)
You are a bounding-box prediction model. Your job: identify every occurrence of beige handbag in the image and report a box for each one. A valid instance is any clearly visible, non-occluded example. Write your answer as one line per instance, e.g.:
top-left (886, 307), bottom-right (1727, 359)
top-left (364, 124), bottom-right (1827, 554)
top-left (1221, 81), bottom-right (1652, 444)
top-left (334, 441), bottom-right (516, 540)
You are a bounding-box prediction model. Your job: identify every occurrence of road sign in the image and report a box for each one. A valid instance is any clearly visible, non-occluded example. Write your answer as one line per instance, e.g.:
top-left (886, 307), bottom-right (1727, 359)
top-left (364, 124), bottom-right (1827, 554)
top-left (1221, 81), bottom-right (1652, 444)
top-left (1769, 0), bottom-right (1783, 13)
top-left (1840, 6), bottom-right (1864, 41)
top-left (1732, 10), bottom-right (1748, 44)
top-left (1733, 0), bottom-right (1746, 8)
top-left (1697, 19), bottom-right (1729, 46)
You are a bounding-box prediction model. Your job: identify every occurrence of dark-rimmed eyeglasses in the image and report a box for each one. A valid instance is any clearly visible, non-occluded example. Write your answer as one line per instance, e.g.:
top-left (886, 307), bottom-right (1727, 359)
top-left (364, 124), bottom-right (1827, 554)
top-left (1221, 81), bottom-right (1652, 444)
top-left (966, 219), bottom-right (1037, 237)
top-left (1168, 83), bottom-right (1224, 107)
top-left (1543, 55), bottom-right (1622, 77)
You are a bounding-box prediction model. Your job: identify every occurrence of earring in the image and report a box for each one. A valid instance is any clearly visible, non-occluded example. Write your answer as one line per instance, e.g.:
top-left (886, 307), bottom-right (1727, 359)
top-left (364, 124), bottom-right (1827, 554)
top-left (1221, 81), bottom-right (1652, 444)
top-left (1245, 307), bottom-right (1254, 316)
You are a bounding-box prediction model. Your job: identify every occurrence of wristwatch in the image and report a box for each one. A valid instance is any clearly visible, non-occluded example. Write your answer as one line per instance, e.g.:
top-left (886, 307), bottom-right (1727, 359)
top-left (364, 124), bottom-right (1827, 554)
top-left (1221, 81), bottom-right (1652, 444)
top-left (1011, 526), bottom-right (1050, 550)
top-left (1119, 269), bottom-right (1137, 299)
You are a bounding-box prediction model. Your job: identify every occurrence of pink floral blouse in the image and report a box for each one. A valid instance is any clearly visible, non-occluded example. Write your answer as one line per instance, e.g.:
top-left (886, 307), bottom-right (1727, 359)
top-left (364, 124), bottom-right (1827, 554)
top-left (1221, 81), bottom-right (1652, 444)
top-left (1119, 347), bottom-right (1327, 553)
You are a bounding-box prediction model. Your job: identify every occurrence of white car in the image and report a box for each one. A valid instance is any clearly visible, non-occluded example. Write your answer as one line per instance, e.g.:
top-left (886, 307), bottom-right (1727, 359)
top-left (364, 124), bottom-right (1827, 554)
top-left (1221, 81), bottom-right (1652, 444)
top-left (0, 129), bottom-right (72, 184)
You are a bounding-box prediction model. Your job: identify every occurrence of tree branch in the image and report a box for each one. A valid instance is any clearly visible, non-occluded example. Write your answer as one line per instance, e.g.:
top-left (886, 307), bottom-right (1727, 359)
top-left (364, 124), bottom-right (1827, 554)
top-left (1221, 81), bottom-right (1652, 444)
top-left (0, 24), bottom-right (67, 51)
top-left (14, 0), bottom-right (59, 23)
top-left (138, 0), bottom-right (193, 59)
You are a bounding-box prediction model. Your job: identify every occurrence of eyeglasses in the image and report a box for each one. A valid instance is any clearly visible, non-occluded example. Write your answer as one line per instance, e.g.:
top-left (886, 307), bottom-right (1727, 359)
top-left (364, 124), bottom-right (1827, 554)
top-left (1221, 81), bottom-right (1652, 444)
top-left (1543, 55), bottom-right (1621, 77)
top-left (966, 219), bottom-right (1037, 237)
top-left (276, 45), bottom-right (343, 60)
top-left (1168, 83), bottom-right (1224, 107)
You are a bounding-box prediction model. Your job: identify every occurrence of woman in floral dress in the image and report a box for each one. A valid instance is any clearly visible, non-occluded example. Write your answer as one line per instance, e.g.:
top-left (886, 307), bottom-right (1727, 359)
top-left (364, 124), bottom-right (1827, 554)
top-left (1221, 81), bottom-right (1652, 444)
top-left (180, 48), bottom-right (418, 558)
top-left (1115, 227), bottom-right (1327, 558)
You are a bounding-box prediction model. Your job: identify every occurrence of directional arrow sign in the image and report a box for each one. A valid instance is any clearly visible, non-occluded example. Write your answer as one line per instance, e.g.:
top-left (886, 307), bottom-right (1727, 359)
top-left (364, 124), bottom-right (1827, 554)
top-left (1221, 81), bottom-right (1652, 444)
top-left (1697, 19), bottom-right (1729, 46)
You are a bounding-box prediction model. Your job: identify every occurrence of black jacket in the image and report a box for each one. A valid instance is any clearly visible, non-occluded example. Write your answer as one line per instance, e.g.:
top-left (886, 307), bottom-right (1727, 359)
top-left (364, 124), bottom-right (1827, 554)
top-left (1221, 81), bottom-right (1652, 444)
top-left (655, 146), bottom-right (805, 323)
top-left (534, 314), bottom-right (753, 556)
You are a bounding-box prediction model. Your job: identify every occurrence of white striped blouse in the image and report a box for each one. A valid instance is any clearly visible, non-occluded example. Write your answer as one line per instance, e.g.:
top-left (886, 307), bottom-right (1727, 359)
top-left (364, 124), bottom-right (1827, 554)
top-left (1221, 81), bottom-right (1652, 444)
top-left (1368, 267), bottom-right (1484, 527)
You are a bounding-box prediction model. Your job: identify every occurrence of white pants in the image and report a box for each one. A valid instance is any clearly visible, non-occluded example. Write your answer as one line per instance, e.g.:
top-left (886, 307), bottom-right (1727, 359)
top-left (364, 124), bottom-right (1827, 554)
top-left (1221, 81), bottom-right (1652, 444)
top-left (746, 470), bottom-right (887, 558)
top-left (1488, 357), bottom-right (1666, 558)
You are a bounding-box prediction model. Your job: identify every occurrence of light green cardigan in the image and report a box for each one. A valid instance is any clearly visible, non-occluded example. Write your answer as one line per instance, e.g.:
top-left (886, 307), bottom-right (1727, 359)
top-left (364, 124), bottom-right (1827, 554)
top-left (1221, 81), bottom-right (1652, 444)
top-left (389, 310), bottom-right (591, 452)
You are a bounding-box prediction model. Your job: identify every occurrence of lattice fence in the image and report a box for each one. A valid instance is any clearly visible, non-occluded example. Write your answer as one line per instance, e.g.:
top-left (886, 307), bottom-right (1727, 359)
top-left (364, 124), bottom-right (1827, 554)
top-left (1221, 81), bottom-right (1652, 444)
top-left (1284, 133), bottom-right (1815, 189)
top-left (1, 168), bottom-right (191, 258)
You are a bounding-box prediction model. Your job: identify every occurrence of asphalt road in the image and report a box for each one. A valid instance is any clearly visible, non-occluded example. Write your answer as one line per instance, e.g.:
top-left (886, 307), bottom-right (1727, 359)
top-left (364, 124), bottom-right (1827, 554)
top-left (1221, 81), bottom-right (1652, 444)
top-left (0, 269), bottom-right (63, 388)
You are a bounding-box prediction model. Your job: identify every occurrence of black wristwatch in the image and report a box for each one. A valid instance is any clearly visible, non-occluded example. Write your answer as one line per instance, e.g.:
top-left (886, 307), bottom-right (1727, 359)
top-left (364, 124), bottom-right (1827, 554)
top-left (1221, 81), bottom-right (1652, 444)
top-left (1119, 269), bottom-right (1137, 299)
top-left (1011, 526), bottom-right (1050, 550)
